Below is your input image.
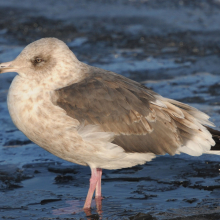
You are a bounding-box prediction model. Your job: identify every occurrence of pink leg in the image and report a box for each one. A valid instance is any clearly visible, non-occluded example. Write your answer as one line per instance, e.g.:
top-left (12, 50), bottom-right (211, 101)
top-left (95, 168), bottom-right (102, 198)
top-left (83, 168), bottom-right (102, 210)
top-left (95, 168), bottom-right (102, 213)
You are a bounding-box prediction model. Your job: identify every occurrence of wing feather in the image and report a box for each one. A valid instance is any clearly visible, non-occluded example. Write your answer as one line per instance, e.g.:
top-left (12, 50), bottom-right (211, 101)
top-left (52, 67), bottom-right (214, 155)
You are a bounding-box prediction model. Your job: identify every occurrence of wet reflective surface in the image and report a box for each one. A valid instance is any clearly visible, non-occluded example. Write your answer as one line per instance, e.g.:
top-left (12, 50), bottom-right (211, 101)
top-left (0, 0), bottom-right (220, 219)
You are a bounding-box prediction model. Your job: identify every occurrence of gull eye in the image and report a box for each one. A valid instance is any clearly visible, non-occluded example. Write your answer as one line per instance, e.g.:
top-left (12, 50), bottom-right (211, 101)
top-left (35, 57), bottom-right (43, 63)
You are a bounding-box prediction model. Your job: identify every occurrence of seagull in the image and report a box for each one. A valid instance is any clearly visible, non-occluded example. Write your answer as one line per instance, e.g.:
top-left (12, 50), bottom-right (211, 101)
top-left (0, 38), bottom-right (219, 210)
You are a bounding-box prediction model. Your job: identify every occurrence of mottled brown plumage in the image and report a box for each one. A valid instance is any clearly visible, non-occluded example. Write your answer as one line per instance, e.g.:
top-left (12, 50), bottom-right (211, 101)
top-left (53, 66), bottom-right (211, 156)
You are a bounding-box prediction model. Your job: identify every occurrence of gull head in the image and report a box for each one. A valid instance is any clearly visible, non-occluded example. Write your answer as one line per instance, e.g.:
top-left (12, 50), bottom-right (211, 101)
top-left (0, 38), bottom-right (79, 80)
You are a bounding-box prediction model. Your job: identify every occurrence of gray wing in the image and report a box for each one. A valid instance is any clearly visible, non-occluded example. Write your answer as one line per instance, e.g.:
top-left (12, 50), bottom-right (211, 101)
top-left (53, 67), bottom-right (183, 155)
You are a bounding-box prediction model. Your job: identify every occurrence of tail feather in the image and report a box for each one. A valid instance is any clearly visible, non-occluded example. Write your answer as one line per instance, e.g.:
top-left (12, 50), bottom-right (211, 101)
top-left (206, 127), bottom-right (220, 151)
top-left (205, 127), bottom-right (220, 155)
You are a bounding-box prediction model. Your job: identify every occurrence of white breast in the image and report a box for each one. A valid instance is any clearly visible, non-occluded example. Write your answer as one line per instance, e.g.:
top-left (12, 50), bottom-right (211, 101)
top-left (7, 76), bottom-right (88, 164)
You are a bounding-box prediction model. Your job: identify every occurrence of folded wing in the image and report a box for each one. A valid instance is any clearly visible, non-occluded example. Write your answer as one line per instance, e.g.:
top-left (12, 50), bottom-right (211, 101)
top-left (53, 67), bottom-right (215, 156)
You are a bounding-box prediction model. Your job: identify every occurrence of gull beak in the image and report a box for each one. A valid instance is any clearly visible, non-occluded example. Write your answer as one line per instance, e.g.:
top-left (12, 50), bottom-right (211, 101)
top-left (0, 61), bottom-right (17, 74)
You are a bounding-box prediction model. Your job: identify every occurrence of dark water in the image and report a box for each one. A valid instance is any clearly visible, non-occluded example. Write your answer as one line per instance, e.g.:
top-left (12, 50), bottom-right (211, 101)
top-left (0, 0), bottom-right (220, 219)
